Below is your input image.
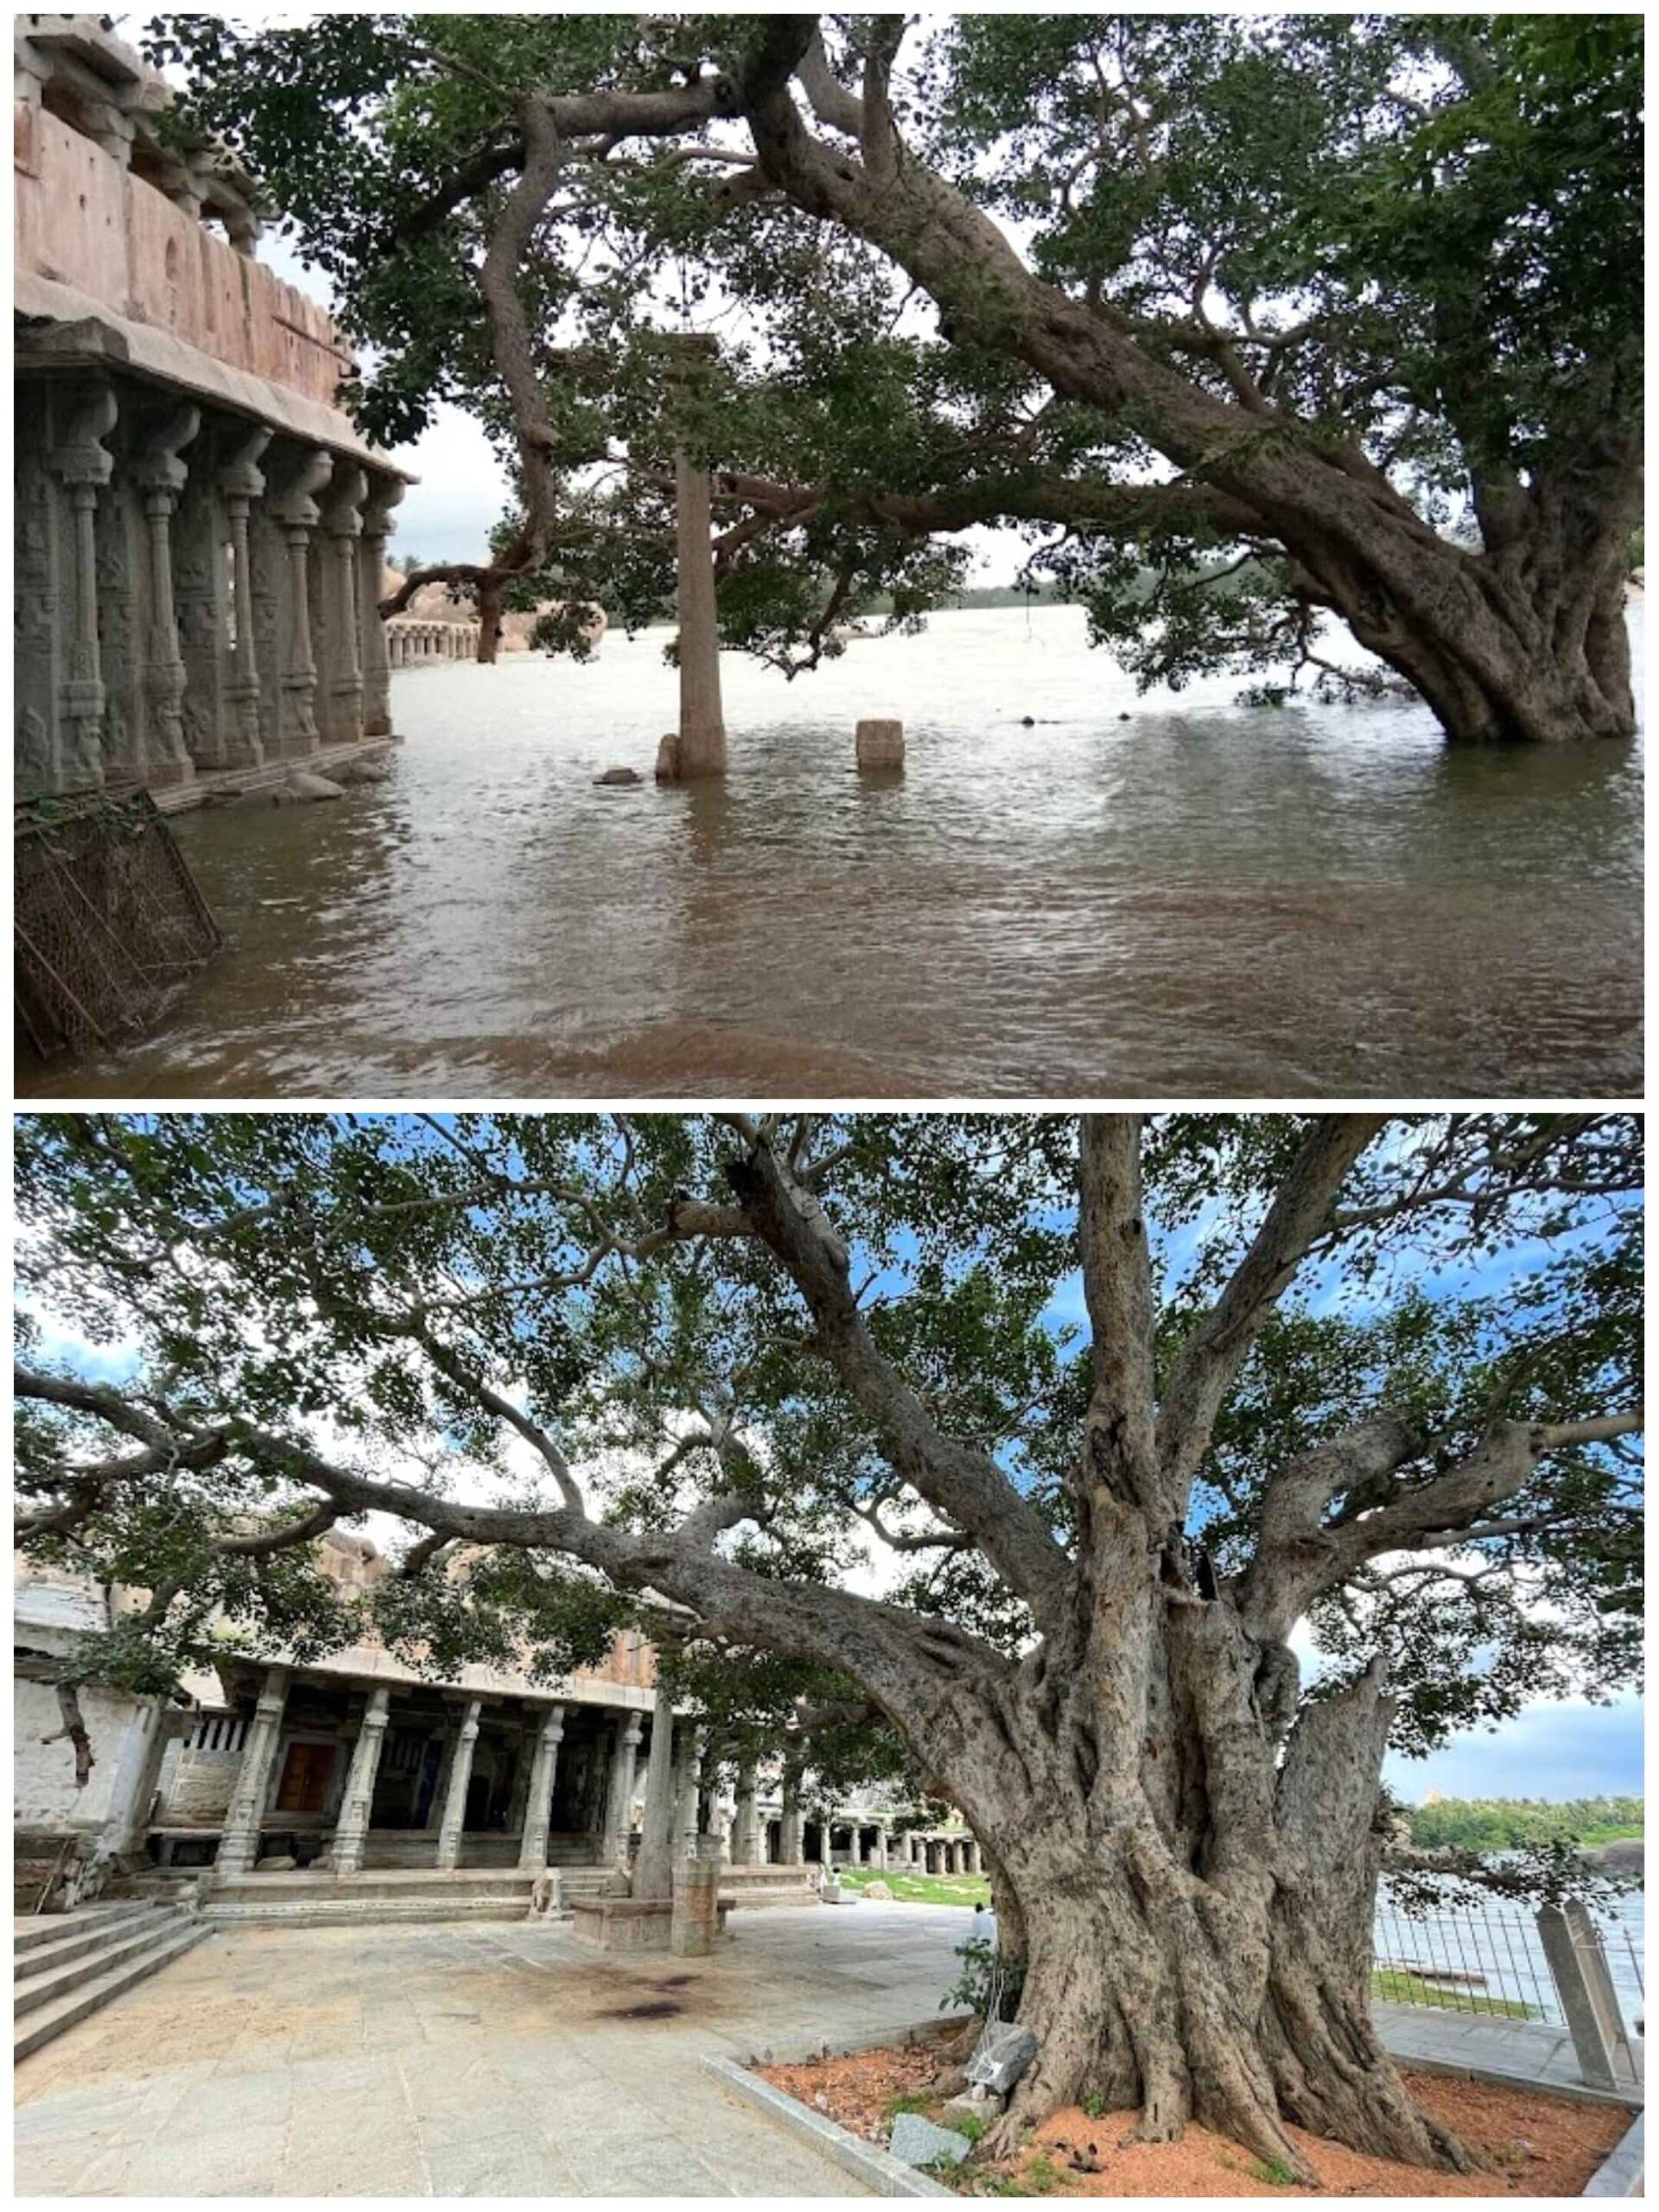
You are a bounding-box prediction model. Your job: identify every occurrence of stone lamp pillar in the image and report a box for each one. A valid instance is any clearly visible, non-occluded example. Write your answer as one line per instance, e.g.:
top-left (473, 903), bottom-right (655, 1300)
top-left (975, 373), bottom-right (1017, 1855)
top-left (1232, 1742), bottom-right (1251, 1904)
top-left (675, 1726), bottom-right (706, 1860)
top-left (732, 1756), bottom-right (758, 1866)
top-left (632, 1686), bottom-right (677, 1901)
top-left (779, 1759), bottom-right (804, 1867)
top-left (656, 332), bottom-right (726, 780)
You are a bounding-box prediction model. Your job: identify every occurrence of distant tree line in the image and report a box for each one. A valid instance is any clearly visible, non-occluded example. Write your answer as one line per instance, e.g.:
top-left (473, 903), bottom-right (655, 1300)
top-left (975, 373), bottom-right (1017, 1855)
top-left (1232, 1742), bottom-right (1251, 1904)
top-left (1409, 1795), bottom-right (1643, 1852)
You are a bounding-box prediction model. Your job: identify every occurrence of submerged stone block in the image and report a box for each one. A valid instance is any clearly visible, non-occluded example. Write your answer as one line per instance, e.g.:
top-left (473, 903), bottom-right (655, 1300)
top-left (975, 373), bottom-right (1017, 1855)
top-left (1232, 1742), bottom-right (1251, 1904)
top-left (855, 717), bottom-right (905, 769)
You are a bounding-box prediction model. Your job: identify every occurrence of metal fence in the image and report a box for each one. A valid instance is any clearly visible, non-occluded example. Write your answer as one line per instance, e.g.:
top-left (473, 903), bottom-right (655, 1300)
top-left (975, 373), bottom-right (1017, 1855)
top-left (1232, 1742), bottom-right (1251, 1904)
top-left (1374, 1884), bottom-right (1644, 2047)
top-left (1373, 1893), bottom-right (1555, 2022)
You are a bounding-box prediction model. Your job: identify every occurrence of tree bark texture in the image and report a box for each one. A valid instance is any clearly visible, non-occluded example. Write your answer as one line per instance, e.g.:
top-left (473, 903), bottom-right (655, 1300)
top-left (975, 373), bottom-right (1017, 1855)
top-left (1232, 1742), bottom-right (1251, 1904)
top-left (921, 1599), bottom-right (1478, 2183)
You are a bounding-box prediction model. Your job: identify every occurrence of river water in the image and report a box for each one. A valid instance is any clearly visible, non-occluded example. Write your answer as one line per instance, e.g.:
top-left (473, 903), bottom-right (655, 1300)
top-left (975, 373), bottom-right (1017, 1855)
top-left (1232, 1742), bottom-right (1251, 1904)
top-left (24, 605), bottom-right (1642, 1100)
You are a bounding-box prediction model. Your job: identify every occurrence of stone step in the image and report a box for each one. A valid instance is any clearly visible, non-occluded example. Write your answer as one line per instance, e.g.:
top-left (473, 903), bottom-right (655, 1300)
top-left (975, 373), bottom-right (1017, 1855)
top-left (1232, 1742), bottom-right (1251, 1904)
top-left (203, 1896), bottom-right (536, 1929)
top-left (12, 1903), bottom-right (176, 1979)
top-left (13, 1922), bottom-right (211, 2063)
top-left (216, 1866), bottom-right (541, 1903)
top-left (15, 1913), bottom-right (195, 2019)
top-left (13, 1900), bottom-right (159, 1959)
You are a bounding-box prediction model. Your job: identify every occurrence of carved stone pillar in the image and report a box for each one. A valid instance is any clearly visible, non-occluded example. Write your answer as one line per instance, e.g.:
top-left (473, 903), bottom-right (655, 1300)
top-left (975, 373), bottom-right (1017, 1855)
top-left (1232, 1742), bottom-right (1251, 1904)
top-left (134, 403), bottom-right (201, 788)
top-left (359, 477), bottom-right (403, 735)
top-left (330, 1685), bottom-right (391, 1876)
top-left (605, 1712), bottom-right (645, 1866)
top-left (217, 1665), bottom-right (290, 1879)
top-left (171, 420), bottom-right (239, 772)
top-left (435, 1698), bottom-right (482, 1871)
top-left (268, 447), bottom-right (333, 757)
top-left (732, 1756), bottom-right (758, 1866)
top-left (675, 1726), bottom-right (705, 1860)
top-left (217, 424), bottom-right (272, 768)
top-left (779, 1760), bottom-right (804, 1867)
top-left (320, 464), bottom-right (366, 745)
top-left (517, 1703), bottom-right (565, 1872)
top-left (48, 381), bottom-right (119, 793)
top-left (16, 384), bottom-right (64, 799)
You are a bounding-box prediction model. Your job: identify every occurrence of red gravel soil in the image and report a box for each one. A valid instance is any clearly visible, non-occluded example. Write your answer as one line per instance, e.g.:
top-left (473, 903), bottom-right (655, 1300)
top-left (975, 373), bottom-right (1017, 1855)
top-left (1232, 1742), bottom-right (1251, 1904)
top-left (753, 2038), bottom-right (1633, 2196)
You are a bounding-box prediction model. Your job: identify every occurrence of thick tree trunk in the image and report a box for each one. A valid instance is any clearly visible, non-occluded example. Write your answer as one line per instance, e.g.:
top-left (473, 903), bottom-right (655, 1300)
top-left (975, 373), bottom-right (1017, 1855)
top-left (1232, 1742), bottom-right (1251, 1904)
top-left (476, 579), bottom-right (505, 665)
top-left (1336, 535), bottom-right (1637, 745)
top-left (930, 1611), bottom-right (1480, 2185)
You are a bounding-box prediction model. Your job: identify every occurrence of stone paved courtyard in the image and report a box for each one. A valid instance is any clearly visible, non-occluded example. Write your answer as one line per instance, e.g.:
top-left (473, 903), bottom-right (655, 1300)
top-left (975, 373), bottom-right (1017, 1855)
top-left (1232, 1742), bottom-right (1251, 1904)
top-left (14, 1900), bottom-right (967, 2196)
top-left (16, 1898), bottom-right (1630, 2196)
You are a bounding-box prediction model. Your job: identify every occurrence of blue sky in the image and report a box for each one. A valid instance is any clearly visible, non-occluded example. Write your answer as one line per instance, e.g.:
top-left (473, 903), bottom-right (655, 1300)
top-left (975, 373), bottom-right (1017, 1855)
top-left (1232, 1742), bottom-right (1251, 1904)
top-left (1382, 1695), bottom-right (1643, 1802)
top-left (22, 1116), bottom-right (1642, 1808)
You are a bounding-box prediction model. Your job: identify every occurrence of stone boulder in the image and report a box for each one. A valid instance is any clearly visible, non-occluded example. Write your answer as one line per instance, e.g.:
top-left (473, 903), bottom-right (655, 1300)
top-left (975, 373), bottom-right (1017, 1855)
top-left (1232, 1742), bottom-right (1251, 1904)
top-left (282, 771), bottom-right (346, 803)
top-left (654, 734), bottom-right (682, 782)
top-left (594, 766), bottom-right (642, 786)
top-left (333, 753), bottom-right (394, 786)
top-left (888, 2113), bottom-right (970, 2170)
top-left (863, 1878), bottom-right (893, 1900)
top-left (254, 1854), bottom-right (298, 1872)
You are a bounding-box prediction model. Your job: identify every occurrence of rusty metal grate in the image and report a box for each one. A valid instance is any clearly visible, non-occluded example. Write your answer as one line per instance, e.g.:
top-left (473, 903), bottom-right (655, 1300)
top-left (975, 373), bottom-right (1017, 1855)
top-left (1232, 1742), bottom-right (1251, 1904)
top-left (15, 789), bottom-right (222, 1060)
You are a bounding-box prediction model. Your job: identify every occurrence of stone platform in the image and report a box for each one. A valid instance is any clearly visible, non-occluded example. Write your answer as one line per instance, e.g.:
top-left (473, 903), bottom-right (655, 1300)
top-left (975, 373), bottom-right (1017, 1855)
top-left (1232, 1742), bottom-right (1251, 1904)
top-left (145, 735), bottom-right (401, 815)
top-left (569, 1896), bottom-right (678, 1951)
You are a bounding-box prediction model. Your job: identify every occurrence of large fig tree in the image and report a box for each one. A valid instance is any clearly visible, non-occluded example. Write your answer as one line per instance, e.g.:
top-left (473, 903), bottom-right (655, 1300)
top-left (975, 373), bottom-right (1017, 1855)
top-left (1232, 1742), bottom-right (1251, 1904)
top-left (13, 1112), bottom-right (1642, 2175)
top-left (146, 12), bottom-right (1642, 737)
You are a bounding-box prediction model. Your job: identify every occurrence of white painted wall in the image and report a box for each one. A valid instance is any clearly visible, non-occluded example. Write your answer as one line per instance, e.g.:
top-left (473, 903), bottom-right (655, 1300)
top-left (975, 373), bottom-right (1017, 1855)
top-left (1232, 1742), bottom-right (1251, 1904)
top-left (14, 1676), bottom-right (142, 1831)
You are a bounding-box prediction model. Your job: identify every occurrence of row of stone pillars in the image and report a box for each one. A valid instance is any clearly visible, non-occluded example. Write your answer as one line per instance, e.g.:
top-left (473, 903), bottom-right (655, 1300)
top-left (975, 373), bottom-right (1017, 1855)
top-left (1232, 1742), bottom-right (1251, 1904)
top-left (16, 373), bottom-right (404, 801)
top-left (387, 622), bottom-right (479, 667)
top-left (207, 1666), bottom-right (647, 1881)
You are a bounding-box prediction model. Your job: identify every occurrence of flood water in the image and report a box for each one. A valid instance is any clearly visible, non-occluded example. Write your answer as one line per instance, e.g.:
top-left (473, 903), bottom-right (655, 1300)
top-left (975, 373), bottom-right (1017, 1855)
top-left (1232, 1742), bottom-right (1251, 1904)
top-left (23, 605), bottom-right (1642, 1100)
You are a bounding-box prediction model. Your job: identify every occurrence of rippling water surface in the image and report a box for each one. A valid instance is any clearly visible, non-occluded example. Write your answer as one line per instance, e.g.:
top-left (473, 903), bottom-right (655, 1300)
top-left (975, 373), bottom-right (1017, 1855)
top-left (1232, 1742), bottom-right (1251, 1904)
top-left (24, 605), bottom-right (1643, 1099)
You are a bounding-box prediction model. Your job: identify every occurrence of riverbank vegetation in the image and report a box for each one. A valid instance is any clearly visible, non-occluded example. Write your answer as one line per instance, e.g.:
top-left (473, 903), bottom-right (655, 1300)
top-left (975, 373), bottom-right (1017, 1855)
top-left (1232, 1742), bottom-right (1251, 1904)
top-left (146, 13), bottom-right (1640, 742)
top-left (1408, 1796), bottom-right (1643, 1853)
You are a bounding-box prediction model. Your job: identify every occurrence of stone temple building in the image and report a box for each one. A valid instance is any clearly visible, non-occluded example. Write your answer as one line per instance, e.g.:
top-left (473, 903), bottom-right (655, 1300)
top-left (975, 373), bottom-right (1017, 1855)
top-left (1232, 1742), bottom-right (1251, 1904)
top-left (15, 1535), bottom-right (976, 1936)
top-left (13, 14), bottom-right (416, 808)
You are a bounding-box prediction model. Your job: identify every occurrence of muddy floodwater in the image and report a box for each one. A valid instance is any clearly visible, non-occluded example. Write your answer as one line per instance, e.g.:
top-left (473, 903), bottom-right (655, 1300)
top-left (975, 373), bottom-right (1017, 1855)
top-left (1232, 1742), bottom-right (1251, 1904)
top-left (23, 605), bottom-right (1643, 1099)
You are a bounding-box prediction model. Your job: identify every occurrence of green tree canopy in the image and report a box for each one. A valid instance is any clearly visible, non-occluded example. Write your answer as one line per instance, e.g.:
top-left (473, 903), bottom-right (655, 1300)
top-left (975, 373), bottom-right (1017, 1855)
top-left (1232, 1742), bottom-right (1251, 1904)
top-left (143, 12), bottom-right (1643, 738)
